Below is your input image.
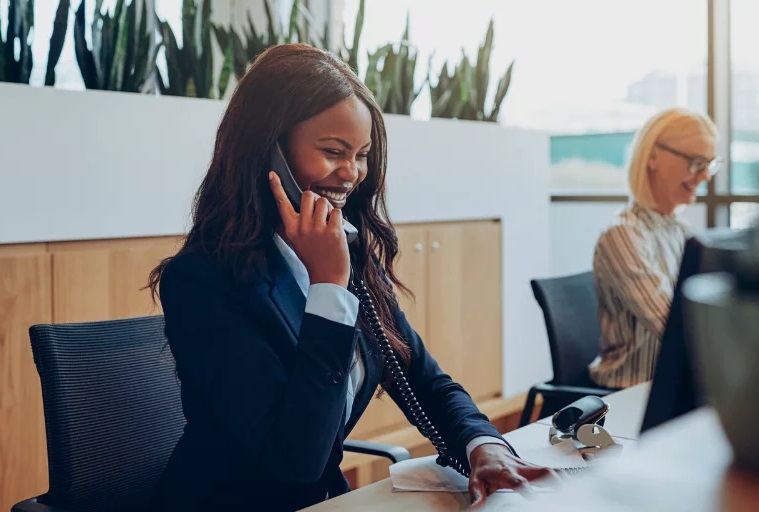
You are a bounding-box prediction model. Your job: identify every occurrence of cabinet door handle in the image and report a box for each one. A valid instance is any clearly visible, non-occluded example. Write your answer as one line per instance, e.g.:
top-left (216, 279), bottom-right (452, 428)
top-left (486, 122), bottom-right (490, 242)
top-left (414, 242), bottom-right (423, 253)
top-left (431, 241), bottom-right (440, 251)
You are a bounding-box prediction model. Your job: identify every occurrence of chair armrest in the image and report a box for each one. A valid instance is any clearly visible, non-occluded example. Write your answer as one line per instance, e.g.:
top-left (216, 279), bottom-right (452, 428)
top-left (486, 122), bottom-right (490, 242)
top-left (344, 439), bottom-right (411, 463)
top-left (534, 382), bottom-right (615, 398)
top-left (12, 497), bottom-right (74, 512)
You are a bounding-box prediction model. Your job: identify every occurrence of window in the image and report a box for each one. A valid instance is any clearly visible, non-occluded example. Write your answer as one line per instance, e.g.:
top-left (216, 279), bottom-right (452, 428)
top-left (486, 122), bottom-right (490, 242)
top-left (342, 0), bottom-right (708, 193)
top-left (729, 202), bottom-right (759, 229)
top-left (730, 0), bottom-right (759, 197)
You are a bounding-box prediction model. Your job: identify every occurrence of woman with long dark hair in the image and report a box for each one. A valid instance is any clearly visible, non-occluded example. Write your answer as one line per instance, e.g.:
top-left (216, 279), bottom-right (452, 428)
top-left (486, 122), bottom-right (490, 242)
top-left (148, 43), bottom-right (554, 511)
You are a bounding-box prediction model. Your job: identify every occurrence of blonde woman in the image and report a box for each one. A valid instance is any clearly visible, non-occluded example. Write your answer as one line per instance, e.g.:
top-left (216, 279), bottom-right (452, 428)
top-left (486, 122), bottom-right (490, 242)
top-left (589, 108), bottom-right (721, 388)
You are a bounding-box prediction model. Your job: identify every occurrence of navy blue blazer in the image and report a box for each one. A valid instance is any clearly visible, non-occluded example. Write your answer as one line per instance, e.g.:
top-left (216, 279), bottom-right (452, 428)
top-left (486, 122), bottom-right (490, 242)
top-left (151, 242), bottom-right (504, 511)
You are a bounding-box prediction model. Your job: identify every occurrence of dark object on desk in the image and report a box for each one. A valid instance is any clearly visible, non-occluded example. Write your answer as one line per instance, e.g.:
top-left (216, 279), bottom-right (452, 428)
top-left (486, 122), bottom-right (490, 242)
top-left (640, 228), bottom-right (752, 435)
top-left (12, 315), bottom-right (408, 512)
top-left (520, 272), bottom-right (615, 427)
top-left (551, 395), bottom-right (609, 436)
top-left (684, 228), bottom-right (759, 474)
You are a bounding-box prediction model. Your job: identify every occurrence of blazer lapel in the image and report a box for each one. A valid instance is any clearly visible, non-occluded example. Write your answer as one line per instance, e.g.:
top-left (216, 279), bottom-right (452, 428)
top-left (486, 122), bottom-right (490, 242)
top-left (264, 243), bottom-right (306, 339)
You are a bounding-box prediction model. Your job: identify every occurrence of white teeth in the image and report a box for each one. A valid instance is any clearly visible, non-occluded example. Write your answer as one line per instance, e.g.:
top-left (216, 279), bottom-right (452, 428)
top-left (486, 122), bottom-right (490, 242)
top-left (316, 189), bottom-right (347, 201)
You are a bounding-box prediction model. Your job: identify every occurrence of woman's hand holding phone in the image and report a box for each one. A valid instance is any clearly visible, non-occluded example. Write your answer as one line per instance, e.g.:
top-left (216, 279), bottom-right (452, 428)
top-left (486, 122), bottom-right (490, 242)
top-left (270, 172), bottom-right (350, 288)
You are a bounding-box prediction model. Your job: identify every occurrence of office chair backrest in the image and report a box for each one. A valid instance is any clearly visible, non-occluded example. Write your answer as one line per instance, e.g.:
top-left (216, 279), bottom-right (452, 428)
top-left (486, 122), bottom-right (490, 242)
top-left (29, 315), bottom-right (185, 512)
top-left (531, 271), bottom-right (601, 387)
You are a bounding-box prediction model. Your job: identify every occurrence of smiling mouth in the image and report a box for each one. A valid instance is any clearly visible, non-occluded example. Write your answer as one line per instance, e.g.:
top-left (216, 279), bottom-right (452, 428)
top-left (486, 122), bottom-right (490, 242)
top-left (311, 187), bottom-right (350, 207)
top-left (682, 183), bottom-right (697, 194)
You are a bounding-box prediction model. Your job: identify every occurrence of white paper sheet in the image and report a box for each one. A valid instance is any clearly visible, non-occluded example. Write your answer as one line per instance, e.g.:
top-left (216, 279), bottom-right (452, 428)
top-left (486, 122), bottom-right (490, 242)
top-left (389, 440), bottom-right (589, 493)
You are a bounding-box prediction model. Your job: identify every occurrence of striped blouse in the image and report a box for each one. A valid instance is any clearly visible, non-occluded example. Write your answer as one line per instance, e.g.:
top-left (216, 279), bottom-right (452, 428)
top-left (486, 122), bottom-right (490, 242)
top-left (588, 203), bottom-right (690, 388)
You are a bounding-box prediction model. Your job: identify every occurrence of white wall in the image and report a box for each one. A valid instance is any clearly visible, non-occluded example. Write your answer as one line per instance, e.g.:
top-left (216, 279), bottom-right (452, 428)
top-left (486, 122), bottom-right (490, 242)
top-left (0, 83), bottom-right (553, 398)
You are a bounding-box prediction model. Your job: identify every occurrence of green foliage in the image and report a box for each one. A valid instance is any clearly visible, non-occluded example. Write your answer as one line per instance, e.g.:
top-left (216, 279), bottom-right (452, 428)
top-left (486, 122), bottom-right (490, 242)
top-left (0, 0), bottom-right (34, 84)
top-left (341, 0), bottom-right (364, 73)
top-left (158, 0), bottom-right (214, 98)
top-left (0, 0), bottom-right (513, 126)
top-left (74, 0), bottom-right (159, 92)
top-left (45, 0), bottom-right (70, 86)
top-left (212, 4), bottom-right (272, 82)
top-left (363, 15), bottom-right (427, 115)
top-left (213, 0), bottom-right (329, 84)
top-left (430, 19), bottom-right (514, 122)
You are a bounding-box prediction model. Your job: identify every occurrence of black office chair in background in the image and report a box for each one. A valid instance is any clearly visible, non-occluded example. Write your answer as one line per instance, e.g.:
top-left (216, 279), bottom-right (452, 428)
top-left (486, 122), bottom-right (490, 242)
top-left (519, 271), bottom-right (615, 427)
top-left (12, 316), bottom-right (408, 512)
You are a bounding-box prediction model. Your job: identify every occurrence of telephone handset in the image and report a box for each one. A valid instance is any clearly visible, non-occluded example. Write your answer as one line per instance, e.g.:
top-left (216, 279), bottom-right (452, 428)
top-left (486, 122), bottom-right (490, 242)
top-left (269, 142), bottom-right (359, 244)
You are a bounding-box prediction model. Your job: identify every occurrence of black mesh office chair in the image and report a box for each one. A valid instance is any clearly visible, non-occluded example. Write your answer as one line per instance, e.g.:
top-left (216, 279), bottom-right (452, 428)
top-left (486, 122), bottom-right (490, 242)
top-left (519, 272), bottom-right (615, 427)
top-left (12, 315), bottom-right (408, 512)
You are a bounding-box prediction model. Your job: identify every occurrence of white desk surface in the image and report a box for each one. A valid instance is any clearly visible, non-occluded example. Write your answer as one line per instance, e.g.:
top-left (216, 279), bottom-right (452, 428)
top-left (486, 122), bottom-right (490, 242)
top-left (302, 384), bottom-right (650, 511)
top-left (521, 407), bottom-right (758, 512)
top-left (301, 422), bottom-right (554, 512)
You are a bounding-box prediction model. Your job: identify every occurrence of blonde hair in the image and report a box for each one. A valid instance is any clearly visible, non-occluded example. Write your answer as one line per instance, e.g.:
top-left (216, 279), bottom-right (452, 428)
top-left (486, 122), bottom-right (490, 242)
top-left (627, 107), bottom-right (718, 209)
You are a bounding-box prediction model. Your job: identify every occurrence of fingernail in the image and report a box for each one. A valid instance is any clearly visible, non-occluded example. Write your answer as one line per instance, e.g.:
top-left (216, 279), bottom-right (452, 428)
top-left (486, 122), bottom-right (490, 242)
top-left (269, 171), bottom-right (275, 181)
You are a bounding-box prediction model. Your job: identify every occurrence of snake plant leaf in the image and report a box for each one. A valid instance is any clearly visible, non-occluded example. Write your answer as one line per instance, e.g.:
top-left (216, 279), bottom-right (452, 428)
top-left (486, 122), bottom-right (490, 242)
top-left (473, 18), bottom-right (494, 117)
top-left (487, 60), bottom-right (514, 122)
top-left (121, 0), bottom-right (137, 91)
top-left (91, 6), bottom-right (105, 84)
top-left (215, 24), bottom-right (234, 98)
top-left (213, 24), bottom-right (229, 53)
top-left (430, 19), bottom-right (513, 122)
top-left (264, 0), bottom-right (278, 45)
top-left (8, 0), bottom-right (19, 81)
top-left (3, 0), bottom-right (19, 82)
top-left (100, 13), bottom-right (114, 88)
top-left (128, 0), bottom-right (153, 92)
top-left (322, 15), bottom-right (331, 50)
top-left (364, 44), bottom-right (384, 106)
top-left (362, 12), bottom-right (424, 115)
top-left (288, 0), bottom-right (301, 43)
top-left (346, 0), bottom-right (365, 73)
top-left (430, 61), bottom-right (451, 116)
top-left (19, 0), bottom-right (34, 83)
top-left (158, 20), bottom-right (184, 95)
top-left (109, 0), bottom-right (130, 92)
top-left (0, 6), bottom-right (5, 81)
top-left (2, 0), bottom-right (34, 83)
top-left (45, 0), bottom-right (69, 86)
top-left (4, 1), bottom-right (17, 82)
top-left (159, 0), bottom-right (214, 98)
top-left (197, 0), bottom-right (213, 98)
top-left (414, 53), bottom-right (433, 104)
top-left (231, 29), bottom-right (247, 78)
top-left (218, 41), bottom-right (233, 98)
top-left (243, 10), bottom-right (266, 66)
top-left (73, 1), bottom-right (98, 89)
top-left (75, 0), bottom-right (156, 92)
top-left (181, 0), bottom-right (196, 56)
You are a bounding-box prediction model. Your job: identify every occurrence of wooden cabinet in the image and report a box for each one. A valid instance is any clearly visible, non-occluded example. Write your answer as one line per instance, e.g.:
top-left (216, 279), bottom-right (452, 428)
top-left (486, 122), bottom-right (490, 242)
top-left (0, 220), bottom-right (502, 506)
top-left (350, 225), bottom-right (428, 438)
top-left (50, 237), bottom-right (182, 323)
top-left (0, 237), bottom-right (181, 511)
top-left (0, 245), bottom-right (52, 512)
top-left (351, 220), bottom-right (503, 439)
top-left (427, 221), bottom-right (502, 401)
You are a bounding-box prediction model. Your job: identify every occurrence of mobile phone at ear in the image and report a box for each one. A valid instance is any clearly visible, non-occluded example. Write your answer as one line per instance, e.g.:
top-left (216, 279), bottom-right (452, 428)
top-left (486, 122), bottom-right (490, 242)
top-left (270, 142), bottom-right (358, 244)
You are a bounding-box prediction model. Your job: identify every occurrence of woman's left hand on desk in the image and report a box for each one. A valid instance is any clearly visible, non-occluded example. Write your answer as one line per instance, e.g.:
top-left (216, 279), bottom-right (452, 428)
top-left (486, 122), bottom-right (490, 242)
top-left (468, 444), bottom-right (557, 507)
